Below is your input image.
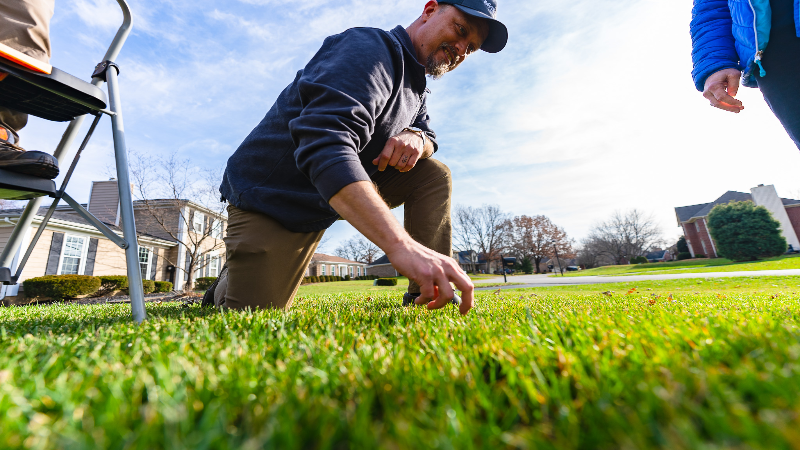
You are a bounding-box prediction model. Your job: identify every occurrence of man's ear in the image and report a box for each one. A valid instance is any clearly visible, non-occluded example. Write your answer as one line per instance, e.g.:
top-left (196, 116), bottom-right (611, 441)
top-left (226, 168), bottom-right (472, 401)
top-left (422, 0), bottom-right (439, 20)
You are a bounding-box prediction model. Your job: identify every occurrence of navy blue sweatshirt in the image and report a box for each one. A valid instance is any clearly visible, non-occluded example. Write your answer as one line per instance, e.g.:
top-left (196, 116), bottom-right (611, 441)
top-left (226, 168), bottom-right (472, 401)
top-left (220, 25), bottom-right (438, 232)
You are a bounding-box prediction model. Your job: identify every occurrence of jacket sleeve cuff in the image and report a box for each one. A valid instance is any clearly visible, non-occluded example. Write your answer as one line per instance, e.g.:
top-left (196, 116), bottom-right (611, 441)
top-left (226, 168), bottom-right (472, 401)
top-left (313, 158), bottom-right (372, 202)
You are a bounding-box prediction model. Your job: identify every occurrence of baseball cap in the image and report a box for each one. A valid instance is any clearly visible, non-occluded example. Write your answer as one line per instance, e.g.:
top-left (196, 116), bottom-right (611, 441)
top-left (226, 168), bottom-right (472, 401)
top-left (438, 0), bottom-right (508, 53)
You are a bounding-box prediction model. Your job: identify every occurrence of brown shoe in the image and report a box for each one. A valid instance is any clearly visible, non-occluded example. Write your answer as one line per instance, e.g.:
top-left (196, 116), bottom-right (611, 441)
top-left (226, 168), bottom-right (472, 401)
top-left (0, 125), bottom-right (59, 179)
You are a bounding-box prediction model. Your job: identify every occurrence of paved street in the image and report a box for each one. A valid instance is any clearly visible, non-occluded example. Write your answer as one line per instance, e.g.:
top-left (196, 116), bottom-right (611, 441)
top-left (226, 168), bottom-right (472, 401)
top-left (475, 269), bottom-right (800, 290)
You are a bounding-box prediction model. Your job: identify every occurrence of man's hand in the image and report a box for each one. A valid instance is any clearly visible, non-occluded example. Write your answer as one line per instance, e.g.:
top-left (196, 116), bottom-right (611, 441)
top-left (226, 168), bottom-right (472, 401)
top-left (372, 131), bottom-right (431, 173)
top-left (328, 181), bottom-right (475, 314)
top-left (703, 68), bottom-right (744, 113)
top-left (385, 240), bottom-right (474, 315)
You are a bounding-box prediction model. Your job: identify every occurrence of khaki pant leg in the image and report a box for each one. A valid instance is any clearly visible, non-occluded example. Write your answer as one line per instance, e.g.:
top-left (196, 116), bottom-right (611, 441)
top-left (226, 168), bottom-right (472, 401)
top-left (0, 0), bottom-right (54, 137)
top-left (217, 205), bottom-right (324, 311)
top-left (370, 158), bottom-right (453, 294)
top-left (0, 0), bottom-right (54, 63)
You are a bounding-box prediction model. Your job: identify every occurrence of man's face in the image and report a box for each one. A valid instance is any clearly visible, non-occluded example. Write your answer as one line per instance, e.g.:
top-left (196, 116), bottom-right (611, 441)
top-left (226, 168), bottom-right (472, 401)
top-left (417, 4), bottom-right (490, 79)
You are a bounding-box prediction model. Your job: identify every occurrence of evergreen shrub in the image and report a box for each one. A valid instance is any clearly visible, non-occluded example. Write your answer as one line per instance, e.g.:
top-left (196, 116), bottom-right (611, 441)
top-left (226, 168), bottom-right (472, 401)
top-left (707, 201), bottom-right (787, 261)
top-left (142, 280), bottom-right (156, 294)
top-left (376, 278), bottom-right (398, 286)
top-left (23, 275), bottom-right (101, 301)
top-left (195, 277), bottom-right (217, 290)
top-left (97, 275), bottom-right (128, 296)
top-left (677, 252), bottom-right (692, 260)
top-left (630, 256), bottom-right (649, 264)
top-left (154, 281), bottom-right (173, 293)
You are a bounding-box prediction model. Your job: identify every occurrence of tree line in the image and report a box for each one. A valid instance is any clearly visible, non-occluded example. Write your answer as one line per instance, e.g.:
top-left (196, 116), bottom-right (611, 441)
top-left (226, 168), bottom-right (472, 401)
top-left (334, 204), bottom-right (667, 272)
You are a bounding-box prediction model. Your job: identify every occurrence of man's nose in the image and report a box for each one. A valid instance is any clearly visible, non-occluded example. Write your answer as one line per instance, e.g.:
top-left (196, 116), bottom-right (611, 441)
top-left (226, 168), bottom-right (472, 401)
top-left (455, 41), bottom-right (468, 58)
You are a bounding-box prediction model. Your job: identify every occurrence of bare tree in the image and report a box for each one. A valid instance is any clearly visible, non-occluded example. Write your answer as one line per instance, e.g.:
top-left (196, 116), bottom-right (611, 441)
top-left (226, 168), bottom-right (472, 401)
top-left (129, 150), bottom-right (226, 291)
top-left (334, 234), bottom-right (383, 264)
top-left (583, 209), bottom-right (663, 266)
top-left (453, 204), bottom-right (507, 272)
top-left (502, 215), bottom-right (573, 274)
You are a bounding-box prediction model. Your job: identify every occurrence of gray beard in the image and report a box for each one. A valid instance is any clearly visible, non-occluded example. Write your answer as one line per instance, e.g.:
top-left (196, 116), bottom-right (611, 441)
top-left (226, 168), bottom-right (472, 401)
top-left (425, 43), bottom-right (457, 80)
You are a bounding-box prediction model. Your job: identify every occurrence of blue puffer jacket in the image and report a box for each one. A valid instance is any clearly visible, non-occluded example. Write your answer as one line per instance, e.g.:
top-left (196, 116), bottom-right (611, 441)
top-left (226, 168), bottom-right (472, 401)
top-left (690, 0), bottom-right (800, 91)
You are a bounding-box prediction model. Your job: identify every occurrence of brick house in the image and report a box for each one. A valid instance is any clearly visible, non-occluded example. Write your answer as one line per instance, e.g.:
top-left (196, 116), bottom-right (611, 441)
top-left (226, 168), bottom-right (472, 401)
top-left (674, 185), bottom-right (800, 258)
top-left (0, 179), bottom-right (227, 301)
top-left (366, 254), bottom-right (399, 277)
top-left (307, 254), bottom-right (369, 278)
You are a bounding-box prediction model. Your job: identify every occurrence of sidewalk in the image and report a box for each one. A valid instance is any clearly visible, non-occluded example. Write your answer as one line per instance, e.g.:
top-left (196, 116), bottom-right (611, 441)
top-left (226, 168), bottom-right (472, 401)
top-left (476, 269), bottom-right (800, 290)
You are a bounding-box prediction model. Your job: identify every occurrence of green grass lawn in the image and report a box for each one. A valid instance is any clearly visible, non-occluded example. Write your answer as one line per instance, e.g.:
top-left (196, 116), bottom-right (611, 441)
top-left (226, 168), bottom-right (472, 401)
top-left (561, 254), bottom-right (800, 277)
top-left (3, 276), bottom-right (800, 448)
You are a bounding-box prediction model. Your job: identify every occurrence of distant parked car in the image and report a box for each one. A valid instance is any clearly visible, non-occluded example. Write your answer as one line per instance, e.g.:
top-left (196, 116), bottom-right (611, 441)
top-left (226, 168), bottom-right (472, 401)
top-left (566, 266), bottom-right (580, 272)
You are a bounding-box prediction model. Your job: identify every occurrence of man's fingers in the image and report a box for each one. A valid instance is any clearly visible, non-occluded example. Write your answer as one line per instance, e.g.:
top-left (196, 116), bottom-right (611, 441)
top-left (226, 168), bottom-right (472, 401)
top-left (372, 148), bottom-right (393, 171)
top-left (458, 289), bottom-right (474, 315)
top-left (399, 153), bottom-right (419, 172)
top-left (387, 148), bottom-right (405, 168)
top-left (426, 276), bottom-right (456, 310)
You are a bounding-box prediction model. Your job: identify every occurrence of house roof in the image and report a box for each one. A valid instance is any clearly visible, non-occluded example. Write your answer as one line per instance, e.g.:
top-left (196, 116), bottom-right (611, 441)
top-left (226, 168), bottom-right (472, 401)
top-left (311, 253), bottom-right (367, 265)
top-left (454, 250), bottom-right (489, 265)
top-left (0, 205), bottom-right (176, 246)
top-left (369, 254), bottom-right (391, 266)
top-left (673, 190), bottom-right (800, 225)
top-left (646, 250), bottom-right (668, 260)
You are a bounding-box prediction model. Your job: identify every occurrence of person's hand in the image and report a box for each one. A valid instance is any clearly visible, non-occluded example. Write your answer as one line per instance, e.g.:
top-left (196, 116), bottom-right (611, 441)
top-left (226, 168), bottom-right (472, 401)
top-left (372, 131), bottom-right (424, 172)
top-left (703, 68), bottom-right (744, 113)
top-left (385, 240), bottom-right (475, 315)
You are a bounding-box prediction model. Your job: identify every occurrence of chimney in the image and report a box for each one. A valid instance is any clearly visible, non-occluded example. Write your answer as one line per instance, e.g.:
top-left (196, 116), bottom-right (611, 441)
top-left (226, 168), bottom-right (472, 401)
top-left (750, 184), bottom-right (800, 250)
top-left (87, 179), bottom-right (120, 226)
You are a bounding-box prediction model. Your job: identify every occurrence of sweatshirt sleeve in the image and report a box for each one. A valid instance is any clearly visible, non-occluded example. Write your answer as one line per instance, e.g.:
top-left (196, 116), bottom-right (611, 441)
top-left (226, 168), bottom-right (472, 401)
top-left (690, 0), bottom-right (742, 91)
top-left (289, 29), bottom-right (396, 201)
top-left (411, 92), bottom-right (439, 154)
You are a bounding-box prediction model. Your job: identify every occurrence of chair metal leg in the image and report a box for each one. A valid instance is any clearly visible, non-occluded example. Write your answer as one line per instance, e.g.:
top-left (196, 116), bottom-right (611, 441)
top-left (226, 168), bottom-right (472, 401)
top-left (106, 66), bottom-right (145, 323)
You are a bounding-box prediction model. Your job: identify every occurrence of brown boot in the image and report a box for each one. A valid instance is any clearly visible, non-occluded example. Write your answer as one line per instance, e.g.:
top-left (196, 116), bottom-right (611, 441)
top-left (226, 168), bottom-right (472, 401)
top-left (0, 124), bottom-right (59, 179)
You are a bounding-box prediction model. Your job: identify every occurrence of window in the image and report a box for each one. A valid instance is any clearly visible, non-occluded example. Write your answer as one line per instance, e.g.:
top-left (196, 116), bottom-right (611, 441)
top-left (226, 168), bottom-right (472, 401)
top-left (139, 247), bottom-right (152, 280)
top-left (331, 265), bottom-right (336, 276)
top-left (212, 219), bottom-right (223, 239)
top-left (357, 267), bottom-right (362, 277)
top-left (321, 265), bottom-right (326, 275)
top-left (209, 255), bottom-right (220, 277)
top-left (349, 266), bottom-right (354, 277)
top-left (60, 235), bottom-right (86, 275)
top-left (192, 211), bottom-right (205, 233)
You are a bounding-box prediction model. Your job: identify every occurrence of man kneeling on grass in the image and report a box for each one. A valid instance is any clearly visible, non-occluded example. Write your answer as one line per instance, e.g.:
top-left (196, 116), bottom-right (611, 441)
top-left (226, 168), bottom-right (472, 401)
top-left (205, 0), bottom-right (508, 315)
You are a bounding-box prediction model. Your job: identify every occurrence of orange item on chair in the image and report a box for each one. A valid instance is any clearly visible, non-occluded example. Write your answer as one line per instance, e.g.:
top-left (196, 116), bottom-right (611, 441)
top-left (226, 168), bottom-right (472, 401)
top-left (0, 42), bottom-right (52, 75)
top-left (0, 128), bottom-right (8, 141)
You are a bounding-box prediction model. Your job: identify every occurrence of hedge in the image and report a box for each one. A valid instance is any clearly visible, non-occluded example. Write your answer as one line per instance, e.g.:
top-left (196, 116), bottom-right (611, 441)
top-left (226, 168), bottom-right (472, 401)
top-left (195, 277), bottom-right (217, 290)
top-left (630, 256), bottom-right (649, 264)
top-left (154, 281), bottom-right (173, 293)
top-left (302, 275), bottom-right (346, 284)
top-left (355, 275), bottom-right (378, 281)
top-left (694, 254), bottom-right (707, 258)
top-left (97, 275), bottom-right (128, 296)
top-left (677, 252), bottom-right (692, 261)
top-left (23, 275), bottom-right (101, 301)
top-left (375, 278), bottom-right (398, 286)
top-left (142, 280), bottom-right (156, 294)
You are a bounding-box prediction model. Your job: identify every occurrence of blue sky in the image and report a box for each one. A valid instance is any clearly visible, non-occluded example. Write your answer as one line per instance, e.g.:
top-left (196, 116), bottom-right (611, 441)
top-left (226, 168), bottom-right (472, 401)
top-left (21, 0), bottom-right (800, 252)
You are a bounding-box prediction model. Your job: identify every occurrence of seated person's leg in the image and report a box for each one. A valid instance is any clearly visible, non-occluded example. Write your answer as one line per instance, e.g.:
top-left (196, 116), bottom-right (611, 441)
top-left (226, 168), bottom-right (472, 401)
top-left (0, 0), bottom-right (58, 178)
top-left (370, 158), bottom-right (453, 300)
top-left (215, 205), bottom-right (324, 310)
